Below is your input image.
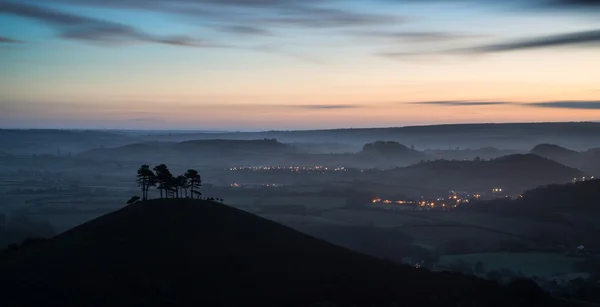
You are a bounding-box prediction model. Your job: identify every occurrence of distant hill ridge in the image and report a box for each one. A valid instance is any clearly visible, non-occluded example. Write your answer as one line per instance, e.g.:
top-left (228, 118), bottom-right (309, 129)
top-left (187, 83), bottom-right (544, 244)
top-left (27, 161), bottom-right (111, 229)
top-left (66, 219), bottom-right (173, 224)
top-left (0, 199), bottom-right (564, 306)
top-left (80, 138), bottom-right (294, 160)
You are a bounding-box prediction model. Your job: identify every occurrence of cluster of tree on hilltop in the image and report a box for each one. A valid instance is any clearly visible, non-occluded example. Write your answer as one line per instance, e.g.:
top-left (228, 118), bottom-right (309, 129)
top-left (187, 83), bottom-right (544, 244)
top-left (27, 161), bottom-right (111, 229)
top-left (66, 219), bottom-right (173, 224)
top-left (130, 164), bottom-right (222, 204)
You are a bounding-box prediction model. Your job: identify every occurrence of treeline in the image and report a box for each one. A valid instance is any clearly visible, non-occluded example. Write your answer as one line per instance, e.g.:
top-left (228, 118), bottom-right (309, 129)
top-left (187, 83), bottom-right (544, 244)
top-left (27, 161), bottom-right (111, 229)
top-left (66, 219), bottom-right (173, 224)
top-left (130, 164), bottom-right (222, 204)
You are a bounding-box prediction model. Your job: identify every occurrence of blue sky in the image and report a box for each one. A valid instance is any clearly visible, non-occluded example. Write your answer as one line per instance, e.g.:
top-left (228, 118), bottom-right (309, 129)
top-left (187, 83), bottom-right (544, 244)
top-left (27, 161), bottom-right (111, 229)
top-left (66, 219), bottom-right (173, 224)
top-left (1, 0), bottom-right (599, 130)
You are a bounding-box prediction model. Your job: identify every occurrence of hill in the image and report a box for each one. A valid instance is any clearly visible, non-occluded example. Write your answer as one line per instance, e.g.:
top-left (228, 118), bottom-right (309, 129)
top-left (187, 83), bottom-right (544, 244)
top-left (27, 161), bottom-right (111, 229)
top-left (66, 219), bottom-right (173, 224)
top-left (378, 154), bottom-right (584, 192)
top-left (531, 144), bottom-right (580, 161)
top-left (79, 139), bottom-right (295, 163)
top-left (358, 141), bottom-right (427, 167)
top-left (530, 144), bottom-right (600, 175)
top-left (0, 199), bottom-right (564, 306)
top-left (522, 179), bottom-right (600, 212)
top-left (137, 122), bottom-right (600, 150)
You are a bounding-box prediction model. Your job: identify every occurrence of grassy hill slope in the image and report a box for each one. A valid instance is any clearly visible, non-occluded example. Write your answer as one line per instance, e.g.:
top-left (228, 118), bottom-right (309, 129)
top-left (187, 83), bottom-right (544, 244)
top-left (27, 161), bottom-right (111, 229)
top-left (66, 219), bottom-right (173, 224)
top-left (0, 199), bottom-right (567, 306)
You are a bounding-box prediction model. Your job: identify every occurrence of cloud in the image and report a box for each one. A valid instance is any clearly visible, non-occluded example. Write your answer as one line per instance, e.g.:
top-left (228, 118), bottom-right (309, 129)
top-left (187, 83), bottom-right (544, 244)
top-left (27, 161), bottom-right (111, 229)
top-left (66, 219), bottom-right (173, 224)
top-left (351, 31), bottom-right (487, 43)
top-left (410, 100), bottom-right (511, 106)
top-left (526, 101), bottom-right (600, 109)
top-left (214, 25), bottom-right (273, 36)
top-left (410, 100), bottom-right (600, 110)
top-left (0, 36), bottom-right (21, 43)
top-left (261, 6), bottom-right (403, 28)
top-left (0, 1), bottom-right (218, 47)
top-left (287, 104), bottom-right (362, 109)
top-left (464, 29), bottom-right (600, 53)
top-left (537, 0), bottom-right (600, 11)
top-left (29, 0), bottom-right (403, 29)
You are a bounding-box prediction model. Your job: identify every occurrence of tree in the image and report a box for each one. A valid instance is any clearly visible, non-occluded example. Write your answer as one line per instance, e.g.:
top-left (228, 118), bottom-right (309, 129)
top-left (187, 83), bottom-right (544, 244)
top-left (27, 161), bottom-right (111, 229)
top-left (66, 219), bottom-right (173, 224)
top-left (136, 165), bottom-right (155, 201)
top-left (153, 164), bottom-right (174, 199)
top-left (177, 175), bottom-right (188, 198)
top-left (165, 176), bottom-right (177, 199)
top-left (184, 169), bottom-right (201, 199)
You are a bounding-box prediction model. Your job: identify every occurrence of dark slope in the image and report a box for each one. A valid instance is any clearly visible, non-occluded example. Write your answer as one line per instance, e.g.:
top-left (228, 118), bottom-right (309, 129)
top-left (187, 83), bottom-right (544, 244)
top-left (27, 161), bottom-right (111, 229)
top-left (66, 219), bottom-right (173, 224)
top-left (0, 200), bottom-right (563, 307)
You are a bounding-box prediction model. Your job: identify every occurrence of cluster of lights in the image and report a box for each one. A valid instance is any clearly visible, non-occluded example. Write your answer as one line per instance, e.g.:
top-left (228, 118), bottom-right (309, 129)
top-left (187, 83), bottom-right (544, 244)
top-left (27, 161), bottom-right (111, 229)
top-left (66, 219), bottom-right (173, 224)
top-left (372, 198), bottom-right (415, 205)
top-left (572, 176), bottom-right (594, 183)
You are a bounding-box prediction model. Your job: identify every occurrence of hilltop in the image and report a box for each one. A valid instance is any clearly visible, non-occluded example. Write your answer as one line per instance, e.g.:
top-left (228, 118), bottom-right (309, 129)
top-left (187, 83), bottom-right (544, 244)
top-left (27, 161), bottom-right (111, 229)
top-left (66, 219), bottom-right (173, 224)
top-left (0, 199), bottom-right (564, 306)
top-left (531, 144), bottom-right (600, 175)
top-left (531, 144), bottom-right (580, 160)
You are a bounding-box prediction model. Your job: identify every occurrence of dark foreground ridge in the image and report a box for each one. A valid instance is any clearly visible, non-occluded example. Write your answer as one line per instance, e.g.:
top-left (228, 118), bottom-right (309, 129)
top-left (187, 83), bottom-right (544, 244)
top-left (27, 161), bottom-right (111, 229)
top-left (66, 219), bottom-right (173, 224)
top-left (0, 200), bottom-right (571, 306)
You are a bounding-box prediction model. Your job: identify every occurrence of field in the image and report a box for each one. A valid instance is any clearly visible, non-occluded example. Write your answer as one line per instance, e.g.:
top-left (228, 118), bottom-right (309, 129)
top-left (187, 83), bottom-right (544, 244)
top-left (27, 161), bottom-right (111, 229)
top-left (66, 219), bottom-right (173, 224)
top-left (438, 252), bottom-right (583, 277)
top-left (0, 193), bottom-right (128, 231)
top-left (320, 209), bottom-right (432, 227)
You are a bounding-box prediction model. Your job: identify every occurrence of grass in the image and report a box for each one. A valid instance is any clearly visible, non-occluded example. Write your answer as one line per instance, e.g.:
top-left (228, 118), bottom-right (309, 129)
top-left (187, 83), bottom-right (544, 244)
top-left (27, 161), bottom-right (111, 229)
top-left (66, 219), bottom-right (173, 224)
top-left (257, 196), bottom-right (347, 210)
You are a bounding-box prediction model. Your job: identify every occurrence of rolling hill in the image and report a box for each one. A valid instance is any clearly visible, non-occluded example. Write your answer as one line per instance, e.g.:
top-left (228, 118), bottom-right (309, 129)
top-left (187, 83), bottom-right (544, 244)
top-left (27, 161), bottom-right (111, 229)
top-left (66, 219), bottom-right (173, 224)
top-left (378, 154), bottom-right (585, 192)
top-left (0, 199), bottom-right (565, 306)
top-left (531, 144), bottom-right (580, 161)
top-left (79, 139), bottom-right (295, 164)
top-left (531, 144), bottom-right (600, 176)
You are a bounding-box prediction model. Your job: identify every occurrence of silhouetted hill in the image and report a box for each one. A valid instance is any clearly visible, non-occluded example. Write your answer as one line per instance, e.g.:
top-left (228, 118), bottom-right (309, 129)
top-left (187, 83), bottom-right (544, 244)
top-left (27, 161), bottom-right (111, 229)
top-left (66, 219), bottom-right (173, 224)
top-left (462, 180), bottom-right (600, 233)
top-left (0, 199), bottom-right (564, 306)
top-left (359, 141), bottom-right (427, 166)
top-left (79, 139), bottom-right (294, 163)
top-left (173, 138), bottom-right (293, 154)
top-left (425, 146), bottom-right (521, 161)
top-left (530, 144), bottom-right (600, 175)
top-left (531, 144), bottom-right (580, 161)
top-left (520, 179), bottom-right (600, 212)
top-left (380, 154), bottom-right (584, 192)
top-left (138, 122), bottom-right (600, 150)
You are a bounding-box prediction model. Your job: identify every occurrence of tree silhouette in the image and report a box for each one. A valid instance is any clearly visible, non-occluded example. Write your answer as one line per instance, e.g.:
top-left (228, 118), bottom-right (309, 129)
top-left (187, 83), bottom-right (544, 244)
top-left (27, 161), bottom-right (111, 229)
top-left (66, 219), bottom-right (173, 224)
top-left (165, 176), bottom-right (177, 199)
top-left (153, 164), bottom-right (174, 199)
top-left (136, 165), bottom-right (155, 201)
top-left (184, 169), bottom-right (201, 199)
top-left (177, 175), bottom-right (189, 198)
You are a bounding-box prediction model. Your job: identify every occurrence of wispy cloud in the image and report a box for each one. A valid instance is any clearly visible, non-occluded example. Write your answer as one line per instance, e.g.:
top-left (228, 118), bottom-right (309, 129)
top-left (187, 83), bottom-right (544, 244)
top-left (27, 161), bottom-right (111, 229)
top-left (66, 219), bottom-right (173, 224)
top-left (214, 25), bottom-right (273, 36)
top-left (0, 1), bottom-right (220, 47)
top-left (28, 0), bottom-right (403, 29)
top-left (261, 6), bottom-right (403, 28)
top-left (287, 104), bottom-right (362, 109)
top-left (463, 29), bottom-right (600, 53)
top-left (410, 100), bottom-right (600, 110)
top-left (351, 31), bottom-right (487, 43)
top-left (410, 100), bottom-right (511, 106)
top-left (526, 101), bottom-right (600, 109)
top-left (0, 35), bottom-right (21, 43)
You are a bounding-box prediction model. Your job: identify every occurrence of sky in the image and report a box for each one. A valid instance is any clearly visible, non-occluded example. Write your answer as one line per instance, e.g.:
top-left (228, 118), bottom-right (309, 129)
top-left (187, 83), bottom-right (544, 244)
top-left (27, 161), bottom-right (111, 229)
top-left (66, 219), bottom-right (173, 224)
top-left (1, 0), bottom-right (599, 131)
